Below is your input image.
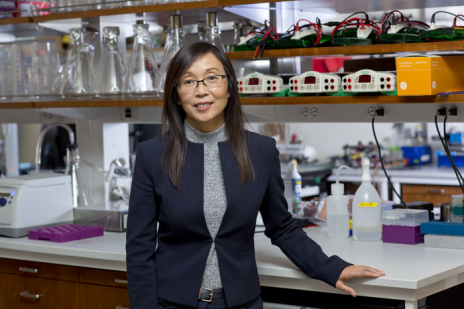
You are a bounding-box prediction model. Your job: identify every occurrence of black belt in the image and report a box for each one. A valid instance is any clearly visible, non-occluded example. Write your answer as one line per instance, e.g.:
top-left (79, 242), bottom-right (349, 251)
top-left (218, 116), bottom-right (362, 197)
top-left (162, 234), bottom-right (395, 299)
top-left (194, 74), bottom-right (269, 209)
top-left (198, 288), bottom-right (225, 302)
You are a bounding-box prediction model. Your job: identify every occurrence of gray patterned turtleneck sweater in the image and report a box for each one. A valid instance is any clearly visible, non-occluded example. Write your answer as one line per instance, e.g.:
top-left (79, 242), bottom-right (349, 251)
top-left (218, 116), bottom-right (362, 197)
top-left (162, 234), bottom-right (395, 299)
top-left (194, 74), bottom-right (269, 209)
top-left (184, 119), bottom-right (227, 289)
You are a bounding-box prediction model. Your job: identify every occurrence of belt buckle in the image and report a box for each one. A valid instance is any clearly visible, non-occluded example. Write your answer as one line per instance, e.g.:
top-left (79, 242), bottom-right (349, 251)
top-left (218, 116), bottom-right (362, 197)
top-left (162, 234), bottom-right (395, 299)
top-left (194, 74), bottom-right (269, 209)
top-left (199, 288), bottom-right (213, 302)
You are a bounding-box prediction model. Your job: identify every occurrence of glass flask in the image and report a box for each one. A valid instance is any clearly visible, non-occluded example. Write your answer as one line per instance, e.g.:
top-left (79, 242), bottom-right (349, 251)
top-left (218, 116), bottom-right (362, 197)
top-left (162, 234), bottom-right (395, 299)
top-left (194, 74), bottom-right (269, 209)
top-left (157, 15), bottom-right (184, 94)
top-left (226, 19), bottom-right (252, 52)
top-left (56, 27), bottom-right (98, 98)
top-left (198, 21), bottom-right (207, 42)
top-left (123, 21), bottom-right (160, 97)
top-left (205, 12), bottom-right (225, 52)
top-left (94, 27), bottom-right (127, 98)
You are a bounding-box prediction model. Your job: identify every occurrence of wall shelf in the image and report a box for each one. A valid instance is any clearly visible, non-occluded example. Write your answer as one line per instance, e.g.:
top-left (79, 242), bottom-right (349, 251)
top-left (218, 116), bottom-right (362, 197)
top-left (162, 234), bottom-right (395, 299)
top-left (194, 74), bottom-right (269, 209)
top-left (32, 0), bottom-right (219, 22)
top-left (0, 16), bottom-right (31, 25)
top-left (1, 94), bottom-right (463, 109)
top-left (226, 41), bottom-right (464, 59)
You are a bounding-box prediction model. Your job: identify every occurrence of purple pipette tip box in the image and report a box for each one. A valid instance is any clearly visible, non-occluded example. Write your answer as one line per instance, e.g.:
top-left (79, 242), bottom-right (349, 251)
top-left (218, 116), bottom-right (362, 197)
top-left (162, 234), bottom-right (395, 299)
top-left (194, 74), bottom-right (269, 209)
top-left (382, 225), bottom-right (423, 245)
top-left (28, 224), bottom-right (104, 243)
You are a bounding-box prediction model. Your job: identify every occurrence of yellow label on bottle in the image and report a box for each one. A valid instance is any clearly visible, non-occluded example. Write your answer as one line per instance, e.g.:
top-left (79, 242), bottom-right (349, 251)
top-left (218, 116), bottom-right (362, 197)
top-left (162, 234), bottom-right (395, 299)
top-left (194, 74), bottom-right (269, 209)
top-left (359, 202), bottom-right (378, 207)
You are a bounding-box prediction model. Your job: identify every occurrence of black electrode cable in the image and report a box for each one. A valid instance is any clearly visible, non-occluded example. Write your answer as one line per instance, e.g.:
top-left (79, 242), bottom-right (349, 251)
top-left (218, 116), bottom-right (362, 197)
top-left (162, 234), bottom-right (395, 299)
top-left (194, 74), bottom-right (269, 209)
top-left (343, 12), bottom-right (369, 22)
top-left (371, 112), bottom-right (407, 206)
top-left (431, 11), bottom-right (464, 23)
top-left (435, 113), bottom-right (464, 192)
top-left (444, 113), bottom-right (464, 192)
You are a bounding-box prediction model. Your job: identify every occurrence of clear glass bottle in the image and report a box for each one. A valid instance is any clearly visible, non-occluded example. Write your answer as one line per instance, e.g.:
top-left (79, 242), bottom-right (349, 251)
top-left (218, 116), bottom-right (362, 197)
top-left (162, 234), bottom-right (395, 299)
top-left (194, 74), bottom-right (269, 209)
top-left (198, 21), bottom-right (207, 42)
top-left (205, 12), bottom-right (225, 52)
top-left (94, 27), bottom-right (127, 98)
top-left (31, 40), bottom-right (59, 97)
top-left (123, 21), bottom-right (160, 97)
top-left (157, 15), bottom-right (184, 94)
top-left (56, 27), bottom-right (98, 98)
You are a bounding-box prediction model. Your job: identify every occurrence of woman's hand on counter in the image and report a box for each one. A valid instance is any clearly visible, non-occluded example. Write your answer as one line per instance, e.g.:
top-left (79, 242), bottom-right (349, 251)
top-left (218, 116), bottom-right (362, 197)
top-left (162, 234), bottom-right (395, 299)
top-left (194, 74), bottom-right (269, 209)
top-left (335, 265), bottom-right (385, 297)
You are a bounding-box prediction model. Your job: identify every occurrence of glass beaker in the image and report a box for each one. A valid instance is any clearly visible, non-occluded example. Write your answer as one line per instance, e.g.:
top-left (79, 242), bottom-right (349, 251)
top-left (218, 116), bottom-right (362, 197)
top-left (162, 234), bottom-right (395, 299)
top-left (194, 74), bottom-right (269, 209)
top-left (31, 40), bottom-right (59, 96)
top-left (0, 44), bottom-right (12, 101)
top-left (123, 21), bottom-right (160, 97)
top-left (157, 15), bottom-right (184, 94)
top-left (205, 12), bottom-right (225, 52)
top-left (56, 27), bottom-right (98, 98)
top-left (198, 21), bottom-right (206, 42)
top-left (94, 27), bottom-right (127, 98)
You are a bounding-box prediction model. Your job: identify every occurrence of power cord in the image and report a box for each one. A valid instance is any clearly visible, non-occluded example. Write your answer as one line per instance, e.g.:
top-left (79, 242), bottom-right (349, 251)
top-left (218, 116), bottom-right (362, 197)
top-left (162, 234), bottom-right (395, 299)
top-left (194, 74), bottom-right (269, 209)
top-left (435, 109), bottom-right (464, 193)
top-left (371, 109), bottom-right (407, 206)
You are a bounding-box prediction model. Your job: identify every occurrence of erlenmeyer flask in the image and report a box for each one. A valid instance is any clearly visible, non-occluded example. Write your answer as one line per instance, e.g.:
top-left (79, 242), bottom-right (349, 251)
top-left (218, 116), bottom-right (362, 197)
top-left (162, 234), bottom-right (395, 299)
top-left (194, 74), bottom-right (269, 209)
top-left (57, 27), bottom-right (98, 98)
top-left (226, 19), bottom-right (252, 52)
top-left (94, 27), bottom-right (127, 98)
top-left (157, 15), bottom-right (184, 94)
top-left (198, 21), bottom-right (206, 42)
top-left (205, 12), bottom-right (225, 52)
top-left (123, 21), bottom-right (160, 97)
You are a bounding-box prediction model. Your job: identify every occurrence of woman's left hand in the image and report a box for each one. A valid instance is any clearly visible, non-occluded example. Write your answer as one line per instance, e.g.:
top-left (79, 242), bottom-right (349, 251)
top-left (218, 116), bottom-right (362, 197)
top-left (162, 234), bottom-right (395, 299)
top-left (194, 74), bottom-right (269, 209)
top-left (335, 265), bottom-right (385, 297)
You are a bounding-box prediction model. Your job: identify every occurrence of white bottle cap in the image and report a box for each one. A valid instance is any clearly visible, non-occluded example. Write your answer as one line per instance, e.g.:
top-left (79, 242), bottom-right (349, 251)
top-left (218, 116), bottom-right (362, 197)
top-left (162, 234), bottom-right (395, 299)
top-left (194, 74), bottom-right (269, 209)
top-left (361, 157), bottom-right (372, 181)
top-left (331, 183), bottom-right (344, 195)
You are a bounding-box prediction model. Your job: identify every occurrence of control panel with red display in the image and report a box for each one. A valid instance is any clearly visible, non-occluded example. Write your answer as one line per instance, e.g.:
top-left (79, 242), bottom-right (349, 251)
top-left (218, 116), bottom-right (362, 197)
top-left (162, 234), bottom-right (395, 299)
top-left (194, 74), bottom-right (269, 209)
top-left (342, 69), bottom-right (396, 93)
top-left (237, 73), bottom-right (288, 95)
top-left (289, 72), bottom-right (341, 94)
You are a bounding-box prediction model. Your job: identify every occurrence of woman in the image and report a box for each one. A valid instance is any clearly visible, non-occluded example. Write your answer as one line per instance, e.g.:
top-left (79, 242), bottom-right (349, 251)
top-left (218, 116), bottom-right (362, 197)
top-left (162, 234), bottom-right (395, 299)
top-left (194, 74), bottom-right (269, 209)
top-left (126, 42), bottom-right (385, 309)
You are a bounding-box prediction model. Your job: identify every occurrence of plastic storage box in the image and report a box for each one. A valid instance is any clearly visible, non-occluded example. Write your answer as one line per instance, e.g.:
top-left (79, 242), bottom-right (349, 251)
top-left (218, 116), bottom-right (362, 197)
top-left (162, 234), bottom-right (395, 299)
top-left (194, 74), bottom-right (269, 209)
top-left (421, 221), bottom-right (464, 236)
top-left (437, 151), bottom-right (464, 167)
top-left (401, 146), bottom-right (432, 166)
top-left (382, 209), bottom-right (429, 244)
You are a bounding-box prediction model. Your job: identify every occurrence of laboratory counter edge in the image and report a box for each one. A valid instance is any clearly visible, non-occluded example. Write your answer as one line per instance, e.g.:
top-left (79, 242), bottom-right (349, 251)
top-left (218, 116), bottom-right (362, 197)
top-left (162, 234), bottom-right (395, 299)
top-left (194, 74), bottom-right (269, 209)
top-left (1, 227), bottom-right (464, 309)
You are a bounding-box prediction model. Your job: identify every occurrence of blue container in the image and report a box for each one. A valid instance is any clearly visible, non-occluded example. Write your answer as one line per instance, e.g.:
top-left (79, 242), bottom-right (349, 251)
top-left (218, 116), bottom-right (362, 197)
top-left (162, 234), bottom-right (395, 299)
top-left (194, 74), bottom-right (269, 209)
top-left (401, 145), bottom-right (432, 166)
top-left (450, 132), bottom-right (463, 145)
top-left (421, 221), bottom-right (464, 236)
top-left (437, 151), bottom-right (464, 167)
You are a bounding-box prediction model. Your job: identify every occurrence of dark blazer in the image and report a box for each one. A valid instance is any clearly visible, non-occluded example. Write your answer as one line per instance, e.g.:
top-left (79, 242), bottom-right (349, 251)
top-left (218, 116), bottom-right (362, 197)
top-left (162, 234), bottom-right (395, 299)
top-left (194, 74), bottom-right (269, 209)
top-left (126, 130), bottom-right (351, 309)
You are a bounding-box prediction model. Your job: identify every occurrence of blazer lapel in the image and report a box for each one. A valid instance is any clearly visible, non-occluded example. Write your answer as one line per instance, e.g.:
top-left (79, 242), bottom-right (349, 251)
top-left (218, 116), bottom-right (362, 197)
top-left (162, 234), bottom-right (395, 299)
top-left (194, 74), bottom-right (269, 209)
top-left (165, 141), bottom-right (210, 239)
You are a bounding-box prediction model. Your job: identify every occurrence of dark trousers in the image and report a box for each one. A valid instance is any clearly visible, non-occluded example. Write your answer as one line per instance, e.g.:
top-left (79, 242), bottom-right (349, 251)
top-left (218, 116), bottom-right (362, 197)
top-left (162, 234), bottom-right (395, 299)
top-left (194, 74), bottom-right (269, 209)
top-left (158, 296), bottom-right (263, 309)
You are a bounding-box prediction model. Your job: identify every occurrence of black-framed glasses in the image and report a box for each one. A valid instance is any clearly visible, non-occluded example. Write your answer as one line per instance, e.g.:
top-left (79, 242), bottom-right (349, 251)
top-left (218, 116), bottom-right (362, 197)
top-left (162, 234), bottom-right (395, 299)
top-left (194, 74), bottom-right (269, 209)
top-left (175, 75), bottom-right (227, 93)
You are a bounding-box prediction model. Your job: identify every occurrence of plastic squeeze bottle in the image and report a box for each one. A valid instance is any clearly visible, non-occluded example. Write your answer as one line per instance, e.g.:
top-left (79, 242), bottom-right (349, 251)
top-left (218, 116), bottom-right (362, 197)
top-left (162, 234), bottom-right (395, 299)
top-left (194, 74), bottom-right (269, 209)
top-left (283, 159), bottom-right (302, 214)
top-left (327, 166), bottom-right (353, 239)
top-left (352, 157), bottom-right (382, 241)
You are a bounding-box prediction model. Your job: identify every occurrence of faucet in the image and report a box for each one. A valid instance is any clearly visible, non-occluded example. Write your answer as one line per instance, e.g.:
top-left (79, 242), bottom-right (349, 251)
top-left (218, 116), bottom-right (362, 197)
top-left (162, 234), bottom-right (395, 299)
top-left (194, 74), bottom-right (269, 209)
top-left (35, 122), bottom-right (75, 174)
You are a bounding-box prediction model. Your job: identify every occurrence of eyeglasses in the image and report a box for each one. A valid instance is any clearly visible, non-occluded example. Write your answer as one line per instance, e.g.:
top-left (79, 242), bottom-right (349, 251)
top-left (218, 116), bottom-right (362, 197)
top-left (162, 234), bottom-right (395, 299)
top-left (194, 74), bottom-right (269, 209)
top-left (175, 75), bottom-right (227, 93)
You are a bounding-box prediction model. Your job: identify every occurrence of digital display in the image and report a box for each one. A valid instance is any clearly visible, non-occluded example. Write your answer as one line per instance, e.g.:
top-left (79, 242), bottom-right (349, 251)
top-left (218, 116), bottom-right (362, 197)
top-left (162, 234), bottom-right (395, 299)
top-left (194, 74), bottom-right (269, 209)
top-left (358, 75), bottom-right (372, 83)
top-left (248, 78), bottom-right (259, 85)
top-left (304, 76), bottom-right (316, 84)
top-left (0, 193), bottom-right (10, 197)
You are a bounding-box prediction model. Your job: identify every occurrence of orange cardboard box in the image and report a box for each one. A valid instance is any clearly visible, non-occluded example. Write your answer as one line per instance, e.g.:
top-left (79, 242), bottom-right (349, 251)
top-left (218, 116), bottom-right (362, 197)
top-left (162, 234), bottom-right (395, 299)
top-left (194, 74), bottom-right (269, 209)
top-left (396, 55), bottom-right (464, 96)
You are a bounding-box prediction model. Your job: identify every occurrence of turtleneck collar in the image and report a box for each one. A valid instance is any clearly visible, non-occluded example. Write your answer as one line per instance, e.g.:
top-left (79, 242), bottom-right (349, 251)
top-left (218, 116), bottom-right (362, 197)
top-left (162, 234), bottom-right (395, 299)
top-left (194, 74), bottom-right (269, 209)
top-left (184, 119), bottom-right (227, 144)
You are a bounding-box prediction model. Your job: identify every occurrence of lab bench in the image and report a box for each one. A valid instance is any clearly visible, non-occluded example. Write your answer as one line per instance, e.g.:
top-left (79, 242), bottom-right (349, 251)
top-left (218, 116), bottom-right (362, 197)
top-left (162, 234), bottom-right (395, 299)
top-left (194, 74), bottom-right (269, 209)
top-left (328, 166), bottom-right (463, 205)
top-left (2, 228), bottom-right (464, 308)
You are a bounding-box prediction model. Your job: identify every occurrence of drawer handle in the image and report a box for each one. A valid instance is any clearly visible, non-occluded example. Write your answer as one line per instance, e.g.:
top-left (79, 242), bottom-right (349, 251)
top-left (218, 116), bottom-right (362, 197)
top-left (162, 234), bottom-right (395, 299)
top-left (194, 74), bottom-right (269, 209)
top-left (115, 279), bottom-right (128, 285)
top-left (20, 291), bottom-right (43, 299)
top-left (428, 189), bottom-right (445, 194)
top-left (116, 306), bottom-right (129, 309)
top-left (19, 267), bottom-right (39, 273)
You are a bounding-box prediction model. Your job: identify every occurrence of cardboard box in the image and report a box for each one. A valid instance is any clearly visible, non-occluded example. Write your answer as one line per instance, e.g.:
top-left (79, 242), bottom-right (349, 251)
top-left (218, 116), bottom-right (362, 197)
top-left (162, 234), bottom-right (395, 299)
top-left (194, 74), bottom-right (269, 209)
top-left (396, 55), bottom-right (464, 96)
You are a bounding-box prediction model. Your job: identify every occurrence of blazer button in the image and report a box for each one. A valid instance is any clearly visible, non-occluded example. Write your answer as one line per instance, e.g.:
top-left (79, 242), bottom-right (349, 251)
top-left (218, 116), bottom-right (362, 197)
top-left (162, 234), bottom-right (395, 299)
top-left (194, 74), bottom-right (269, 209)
top-left (212, 238), bottom-right (215, 242)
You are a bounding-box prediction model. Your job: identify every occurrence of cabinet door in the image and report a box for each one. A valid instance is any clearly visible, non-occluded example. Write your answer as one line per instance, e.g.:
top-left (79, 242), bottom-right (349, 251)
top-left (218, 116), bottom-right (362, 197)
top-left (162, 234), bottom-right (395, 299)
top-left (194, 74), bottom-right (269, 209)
top-left (79, 268), bottom-right (128, 288)
top-left (402, 184), bottom-right (462, 206)
top-left (0, 258), bottom-right (78, 282)
top-left (0, 273), bottom-right (79, 309)
top-left (79, 283), bottom-right (130, 309)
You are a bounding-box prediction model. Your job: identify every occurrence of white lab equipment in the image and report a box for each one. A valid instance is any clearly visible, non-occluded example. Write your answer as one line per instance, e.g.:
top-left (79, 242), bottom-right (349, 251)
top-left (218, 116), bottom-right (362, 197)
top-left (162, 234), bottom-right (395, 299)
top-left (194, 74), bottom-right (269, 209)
top-left (0, 173), bottom-right (73, 238)
top-left (352, 157), bottom-right (382, 241)
top-left (237, 73), bottom-right (288, 95)
top-left (342, 69), bottom-right (396, 93)
top-left (289, 71), bottom-right (342, 94)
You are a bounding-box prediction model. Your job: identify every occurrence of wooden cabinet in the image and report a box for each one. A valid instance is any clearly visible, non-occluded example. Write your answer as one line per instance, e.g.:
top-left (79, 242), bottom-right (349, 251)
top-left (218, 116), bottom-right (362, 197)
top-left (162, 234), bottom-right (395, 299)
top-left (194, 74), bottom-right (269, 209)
top-left (79, 283), bottom-right (130, 309)
top-left (0, 273), bottom-right (79, 309)
top-left (0, 258), bottom-right (129, 309)
top-left (402, 184), bottom-right (462, 206)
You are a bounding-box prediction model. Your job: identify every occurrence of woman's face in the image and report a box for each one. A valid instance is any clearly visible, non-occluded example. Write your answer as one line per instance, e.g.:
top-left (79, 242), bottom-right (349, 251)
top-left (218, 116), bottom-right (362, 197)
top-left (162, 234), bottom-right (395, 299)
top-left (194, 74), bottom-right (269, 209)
top-left (177, 52), bottom-right (228, 133)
